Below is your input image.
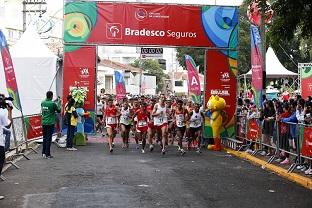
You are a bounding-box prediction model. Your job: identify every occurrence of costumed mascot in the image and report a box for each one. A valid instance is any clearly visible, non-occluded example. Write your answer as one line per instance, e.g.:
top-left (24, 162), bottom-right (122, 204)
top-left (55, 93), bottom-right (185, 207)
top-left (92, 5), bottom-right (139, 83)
top-left (206, 95), bottom-right (227, 151)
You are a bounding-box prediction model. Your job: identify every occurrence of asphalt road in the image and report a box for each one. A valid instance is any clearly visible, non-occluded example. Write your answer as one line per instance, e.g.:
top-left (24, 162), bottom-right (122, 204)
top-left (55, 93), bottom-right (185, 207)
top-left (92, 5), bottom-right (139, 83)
top-left (0, 138), bottom-right (311, 208)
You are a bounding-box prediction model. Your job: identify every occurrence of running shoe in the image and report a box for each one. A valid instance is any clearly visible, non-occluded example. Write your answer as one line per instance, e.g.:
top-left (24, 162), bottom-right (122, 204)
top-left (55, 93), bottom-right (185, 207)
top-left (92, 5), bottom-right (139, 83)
top-left (161, 149), bottom-right (166, 155)
top-left (149, 144), bottom-right (154, 152)
top-left (46, 155), bottom-right (54, 159)
top-left (196, 148), bottom-right (202, 154)
top-left (280, 158), bottom-right (290, 165)
top-left (296, 165), bottom-right (304, 170)
top-left (180, 149), bottom-right (186, 156)
top-left (136, 144), bottom-right (140, 149)
top-left (300, 166), bottom-right (308, 172)
top-left (110, 148), bottom-right (113, 153)
top-left (112, 143), bottom-right (115, 148)
top-left (274, 158), bottom-right (282, 163)
top-left (245, 149), bottom-right (253, 154)
top-left (0, 196), bottom-right (4, 200)
top-left (177, 146), bottom-right (181, 152)
top-left (304, 168), bottom-right (312, 175)
top-left (260, 151), bottom-right (266, 156)
top-left (42, 154), bottom-right (46, 159)
top-left (141, 149), bottom-right (145, 154)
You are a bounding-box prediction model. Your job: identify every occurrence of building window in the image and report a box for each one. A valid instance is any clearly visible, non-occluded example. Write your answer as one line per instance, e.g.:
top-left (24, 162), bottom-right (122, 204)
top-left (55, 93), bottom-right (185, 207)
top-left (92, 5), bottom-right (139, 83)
top-left (175, 81), bottom-right (183, 87)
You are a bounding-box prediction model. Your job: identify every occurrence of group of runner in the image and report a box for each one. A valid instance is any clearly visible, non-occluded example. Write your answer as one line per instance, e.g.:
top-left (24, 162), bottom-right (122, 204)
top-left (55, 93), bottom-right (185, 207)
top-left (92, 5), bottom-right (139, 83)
top-left (96, 94), bottom-right (205, 155)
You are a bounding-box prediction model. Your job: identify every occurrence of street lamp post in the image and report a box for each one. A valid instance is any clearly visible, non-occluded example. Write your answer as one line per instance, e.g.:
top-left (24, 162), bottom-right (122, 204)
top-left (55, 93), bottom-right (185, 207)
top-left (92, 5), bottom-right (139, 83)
top-left (22, 0), bottom-right (47, 32)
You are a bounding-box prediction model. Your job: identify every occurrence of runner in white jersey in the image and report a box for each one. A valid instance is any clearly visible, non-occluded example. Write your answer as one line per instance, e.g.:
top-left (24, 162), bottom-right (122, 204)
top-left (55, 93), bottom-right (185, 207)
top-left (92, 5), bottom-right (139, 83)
top-left (188, 103), bottom-right (204, 153)
top-left (119, 98), bottom-right (131, 149)
top-left (174, 99), bottom-right (188, 156)
top-left (152, 94), bottom-right (168, 155)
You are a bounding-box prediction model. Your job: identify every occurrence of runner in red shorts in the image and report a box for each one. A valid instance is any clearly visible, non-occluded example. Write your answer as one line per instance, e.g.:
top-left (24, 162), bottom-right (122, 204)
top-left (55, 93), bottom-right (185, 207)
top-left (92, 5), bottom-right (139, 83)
top-left (152, 94), bottom-right (168, 155)
top-left (133, 102), bottom-right (149, 153)
top-left (147, 98), bottom-right (156, 151)
top-left (104, 98), bottom-right (119, 153)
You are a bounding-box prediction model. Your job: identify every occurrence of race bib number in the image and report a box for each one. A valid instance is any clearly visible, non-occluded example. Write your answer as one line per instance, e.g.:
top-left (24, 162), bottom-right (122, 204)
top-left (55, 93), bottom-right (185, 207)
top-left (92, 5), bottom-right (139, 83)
top-left (192, 120), bottom-right (201, 127)
top-left (155, 117), bottom-right (164, 125)
top-left (138, 120), bottom-right (147, 127)
top-left (176, 114), bottom-right (185, 127)
top-left (120, 115), bottom-right (130, 124)
top-left (107, 117), bottom-right (116, 125)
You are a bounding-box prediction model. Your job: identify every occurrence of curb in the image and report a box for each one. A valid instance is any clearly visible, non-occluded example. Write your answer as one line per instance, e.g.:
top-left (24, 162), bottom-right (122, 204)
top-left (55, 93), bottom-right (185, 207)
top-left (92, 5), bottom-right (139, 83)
top-left (223, 147), bottom-right (312, 190)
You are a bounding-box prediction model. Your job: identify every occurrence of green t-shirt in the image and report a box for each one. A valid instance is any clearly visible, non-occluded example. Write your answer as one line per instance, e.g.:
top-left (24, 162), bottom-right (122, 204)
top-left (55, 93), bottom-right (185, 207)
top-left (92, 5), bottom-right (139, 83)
top-left (41, 99), bottom-right (61, 125)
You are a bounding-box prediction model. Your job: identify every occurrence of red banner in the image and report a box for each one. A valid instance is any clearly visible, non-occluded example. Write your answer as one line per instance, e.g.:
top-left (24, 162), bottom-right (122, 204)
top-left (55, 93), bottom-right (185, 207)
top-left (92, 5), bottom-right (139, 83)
top-left (204, 50), bottom-right (237, 138)
top-left (63, 46), bottom-right (96, 111)
top-left (0, 30), bottom-right (22, 110)
top-left (247, 119), bottom-right (260, 141)
top-left (299, 63), bottom-right (312, 100)
top-left (185, 55), bottom-right (201, 103)
top-left (64, 2), bottom-right (238, 48)
top-left (301, 127), bottom-right (312, 157)
top-left (250, 25), bottom-right (263, 108)
top-left (24, 115), bottom-right (43, 140)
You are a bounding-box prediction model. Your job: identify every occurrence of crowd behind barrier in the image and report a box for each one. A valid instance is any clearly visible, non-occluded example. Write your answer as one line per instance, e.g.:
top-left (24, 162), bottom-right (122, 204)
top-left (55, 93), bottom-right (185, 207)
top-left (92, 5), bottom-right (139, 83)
top-left (231, 113), bottom-right (312, 175)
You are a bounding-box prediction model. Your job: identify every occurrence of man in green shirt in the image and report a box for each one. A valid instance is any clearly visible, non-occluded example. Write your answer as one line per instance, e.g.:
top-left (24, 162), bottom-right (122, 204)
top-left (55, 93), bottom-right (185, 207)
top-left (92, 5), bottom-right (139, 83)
top-left (41, 91), bottom-right (61, 158)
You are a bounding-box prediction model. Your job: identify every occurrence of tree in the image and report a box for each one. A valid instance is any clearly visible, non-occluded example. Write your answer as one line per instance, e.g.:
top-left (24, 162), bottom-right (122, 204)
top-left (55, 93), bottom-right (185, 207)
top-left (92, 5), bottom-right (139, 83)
top-left (131, 59), bottom-right (168, 93)
top-left (176, 48), bottom-right (205, 74)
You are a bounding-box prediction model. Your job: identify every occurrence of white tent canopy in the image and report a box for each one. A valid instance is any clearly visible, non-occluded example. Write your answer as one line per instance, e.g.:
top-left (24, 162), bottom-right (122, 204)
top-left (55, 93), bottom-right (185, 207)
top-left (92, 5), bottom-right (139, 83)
top-left (245, 47), bottom-right (298, 77)
top-left (0, 26), bottom-right (57, 117)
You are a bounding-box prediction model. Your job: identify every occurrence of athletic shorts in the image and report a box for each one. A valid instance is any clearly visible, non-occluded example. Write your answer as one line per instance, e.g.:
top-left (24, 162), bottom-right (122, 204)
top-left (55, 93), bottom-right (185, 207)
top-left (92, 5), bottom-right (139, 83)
top-left (155, 123), bottom-right (168, 131)
top-left (176, 126), bottom-right (186, 135)
top-left (148, 122), bottom-right (154, 129)
top-left (97, 115), bottom-right (103, 120)
top-left (189, 127), bottom-right (202, 135)
top-left (121, 123), bottom-right (132, 130)
top-left (136, 126), bottom-right (148, 133)
top-left (106, 124), bottom-right (117, 130)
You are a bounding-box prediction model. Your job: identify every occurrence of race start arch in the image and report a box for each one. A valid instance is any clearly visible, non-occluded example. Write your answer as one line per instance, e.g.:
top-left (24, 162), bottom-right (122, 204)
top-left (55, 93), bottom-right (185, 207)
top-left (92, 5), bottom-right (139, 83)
top-left (63, 1), bottom-right (238, 136)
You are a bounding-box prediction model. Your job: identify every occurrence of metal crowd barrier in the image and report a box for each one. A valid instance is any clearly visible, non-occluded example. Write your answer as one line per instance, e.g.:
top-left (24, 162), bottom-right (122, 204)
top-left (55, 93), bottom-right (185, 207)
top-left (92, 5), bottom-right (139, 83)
top-left (4, 114), bottom-right (41, 175)
top-left (225, 113), bottom-right (312, 173)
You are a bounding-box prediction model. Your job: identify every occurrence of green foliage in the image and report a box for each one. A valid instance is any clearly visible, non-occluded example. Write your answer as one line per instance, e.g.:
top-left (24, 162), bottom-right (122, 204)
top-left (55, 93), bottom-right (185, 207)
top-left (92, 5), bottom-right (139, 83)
top-left (71, 87), bottom-right (87, 106)
top-left (131, 59), bottom-right (167, 93)
top-left (176, 48), bottom-right (205, 74)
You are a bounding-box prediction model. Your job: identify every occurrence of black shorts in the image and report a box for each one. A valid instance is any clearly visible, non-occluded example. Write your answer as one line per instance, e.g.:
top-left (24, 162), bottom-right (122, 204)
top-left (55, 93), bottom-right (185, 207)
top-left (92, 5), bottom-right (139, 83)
top-left (176, 126), bottom-right (186, 135)
top-left (189, 127), bottom-right (202, 135)
top-left (121, 123), bottom-right (132, 130)
top-left (97, 115), bottom-right (103, 120)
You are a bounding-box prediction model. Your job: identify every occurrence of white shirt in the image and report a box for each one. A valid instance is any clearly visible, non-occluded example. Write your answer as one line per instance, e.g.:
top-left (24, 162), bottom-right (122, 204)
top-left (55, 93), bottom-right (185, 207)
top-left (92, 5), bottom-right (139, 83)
top-left (96, 101), bottom-right (103, 115)
top-left (0, 126), bottom-right (6, 147)
top-left (189, 110), bottom-right (202, 128)
top-left (0, 108), bottom-right (9, 127)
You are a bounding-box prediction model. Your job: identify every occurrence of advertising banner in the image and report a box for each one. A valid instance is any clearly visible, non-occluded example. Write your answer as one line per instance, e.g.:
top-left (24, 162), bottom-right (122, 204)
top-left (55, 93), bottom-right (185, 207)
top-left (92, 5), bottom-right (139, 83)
top-left (247, 119), bottom-right (260, 141)
top-left (299, 63), bottom-right (312, 100)
top-left (204, 49), bottom-right (237, 138)
top-left (24, 115), bottom-right (42, 140)
top-left (63, 2), bottom-right (238, 49)
top-left (63, 46), bottom-right (96, 133)
top-left (0, 30), bottom-right (22, 110)
top-left (301, 126), bottom-right (312, 157)
top-left (114, 70), bottom-right (126, 101)
top-left (185, 55), bottom-right (201, 104)
top-left (250, 25), bottom-right (263, 108)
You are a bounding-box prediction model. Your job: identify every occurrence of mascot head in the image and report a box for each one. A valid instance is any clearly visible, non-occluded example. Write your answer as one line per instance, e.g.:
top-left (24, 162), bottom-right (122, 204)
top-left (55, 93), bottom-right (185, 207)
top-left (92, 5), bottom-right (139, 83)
top-left (207, 95), bottom-right (226, 112)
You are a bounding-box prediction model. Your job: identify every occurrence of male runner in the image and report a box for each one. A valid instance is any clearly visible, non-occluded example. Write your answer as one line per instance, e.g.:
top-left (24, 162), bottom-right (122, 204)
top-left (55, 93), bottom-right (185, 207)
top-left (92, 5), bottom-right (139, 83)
top-left (153, 94), bottom-right (168, 155)
top-left (133, 103), bottom-right (149, 153)
top-left (132, 98), bottom-right (140, 149)
top-left (119, 98), bottom-right (131, 149)
top-left (104, 98), bottom-right (119, 153)
top-left (174, 99), bottom-right (188, 155)
top-left (147, 98), bottom-right (156, 151)
top-left (188, 103), bottom-right (204, 153)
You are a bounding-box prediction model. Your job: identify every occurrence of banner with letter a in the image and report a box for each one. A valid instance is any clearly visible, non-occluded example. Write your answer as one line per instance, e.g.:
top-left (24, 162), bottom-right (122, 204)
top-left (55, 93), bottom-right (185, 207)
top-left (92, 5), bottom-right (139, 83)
top-left (0, 29), bottom-right (22, 110)
top-left (114, 70), bottom-right (126, 101)
top-left (185, 55), bottom-right (201, 104)
top-left (250, 25), bottom-right (263, 108)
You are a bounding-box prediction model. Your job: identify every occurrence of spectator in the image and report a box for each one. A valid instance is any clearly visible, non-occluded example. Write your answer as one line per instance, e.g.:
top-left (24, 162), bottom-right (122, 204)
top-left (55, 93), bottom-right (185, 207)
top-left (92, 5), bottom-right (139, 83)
top-left (0, 94), bottom-right (13, 152)
top-left (41, 91), bottom-right (61, 159)
top-left (65, 98), bottom-right (78, 151)
top-left (0, 125), bottom-right (7, 200)
top-left (260, 100), bottom-right (276, 156)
